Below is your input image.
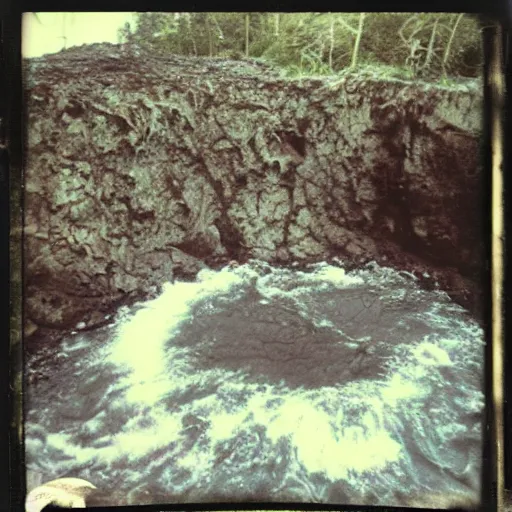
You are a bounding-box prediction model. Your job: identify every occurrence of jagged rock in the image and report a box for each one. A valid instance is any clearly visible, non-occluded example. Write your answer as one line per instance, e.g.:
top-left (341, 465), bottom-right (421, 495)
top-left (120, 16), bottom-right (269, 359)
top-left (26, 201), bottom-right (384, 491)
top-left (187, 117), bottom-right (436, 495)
top-left (23, 43), bottom-right (484, 331)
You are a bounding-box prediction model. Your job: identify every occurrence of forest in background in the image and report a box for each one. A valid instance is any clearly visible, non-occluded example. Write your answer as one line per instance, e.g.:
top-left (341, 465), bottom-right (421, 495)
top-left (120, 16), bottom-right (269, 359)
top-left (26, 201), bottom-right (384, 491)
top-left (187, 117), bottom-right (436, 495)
top-left (117, 12), bottom-right (484, 81)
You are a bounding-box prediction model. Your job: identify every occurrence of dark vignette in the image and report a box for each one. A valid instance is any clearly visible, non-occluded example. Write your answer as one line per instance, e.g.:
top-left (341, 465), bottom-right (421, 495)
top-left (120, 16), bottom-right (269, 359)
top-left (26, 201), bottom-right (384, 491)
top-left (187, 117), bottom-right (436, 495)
top-left (479, 17), bottom-right (498, 512)
top-left (5, 11), bottom-right (25, 512)
top-left (500, 3), bottom-right (512, 500)
top-left (5, 4), bottom-right (504, 512)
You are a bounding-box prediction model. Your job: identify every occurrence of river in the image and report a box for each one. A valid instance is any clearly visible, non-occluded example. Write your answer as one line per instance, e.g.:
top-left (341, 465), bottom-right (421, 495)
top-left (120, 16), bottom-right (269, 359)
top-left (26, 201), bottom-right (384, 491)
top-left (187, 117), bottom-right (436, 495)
top-left (24, 260), bottom-right (484, 508)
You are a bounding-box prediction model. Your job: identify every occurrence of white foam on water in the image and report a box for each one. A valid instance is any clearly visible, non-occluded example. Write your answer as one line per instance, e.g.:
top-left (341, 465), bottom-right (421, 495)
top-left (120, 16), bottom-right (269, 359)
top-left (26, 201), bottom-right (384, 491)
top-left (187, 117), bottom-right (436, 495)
top-left (305, 263), bottom-right (365, 287)
top-left (74, 414), bottom-right (184, 465)
top-left (268, 395), bottom-right (401, 479)
top-left (203, 380), bottom-right (405, 481)
top-left (26, 260), bottom-right (485, 506)
top-left (381, 374), bottom-right (425, 406)
top-left (413, 342), bottom-right (453, 367)
top-left (109, 269), bottom-right (248, 401)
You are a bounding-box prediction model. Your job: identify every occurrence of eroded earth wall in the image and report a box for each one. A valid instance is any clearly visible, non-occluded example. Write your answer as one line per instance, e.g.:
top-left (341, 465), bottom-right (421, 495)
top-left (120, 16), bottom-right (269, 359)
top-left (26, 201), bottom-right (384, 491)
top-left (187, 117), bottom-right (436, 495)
top-left (23, 43), bottom-right (484, 332)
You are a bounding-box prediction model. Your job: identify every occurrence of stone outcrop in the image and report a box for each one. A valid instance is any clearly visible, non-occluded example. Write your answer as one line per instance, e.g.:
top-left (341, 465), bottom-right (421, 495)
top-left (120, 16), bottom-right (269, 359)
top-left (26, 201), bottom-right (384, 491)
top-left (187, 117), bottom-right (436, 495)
top-left (22, 43), bottom-right (484, 334)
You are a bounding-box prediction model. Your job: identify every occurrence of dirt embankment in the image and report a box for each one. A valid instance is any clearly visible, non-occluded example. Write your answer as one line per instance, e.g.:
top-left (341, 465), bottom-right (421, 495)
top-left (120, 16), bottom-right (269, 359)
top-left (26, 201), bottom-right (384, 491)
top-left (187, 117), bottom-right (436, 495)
top-left (22, 43), bottom-right (485, 338)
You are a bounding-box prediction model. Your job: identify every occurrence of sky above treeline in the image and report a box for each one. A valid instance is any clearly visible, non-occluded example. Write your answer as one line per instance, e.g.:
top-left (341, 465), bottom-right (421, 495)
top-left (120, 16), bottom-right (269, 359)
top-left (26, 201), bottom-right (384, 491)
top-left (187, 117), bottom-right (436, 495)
top-left (22, 12), bottom-right (137, 58)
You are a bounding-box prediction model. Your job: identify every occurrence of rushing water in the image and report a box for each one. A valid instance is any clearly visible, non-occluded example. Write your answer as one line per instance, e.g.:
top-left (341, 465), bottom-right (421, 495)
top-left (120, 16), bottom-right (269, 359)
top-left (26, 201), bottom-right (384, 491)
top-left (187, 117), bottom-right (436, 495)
top-left (24, 260), bottom-right (485, 508)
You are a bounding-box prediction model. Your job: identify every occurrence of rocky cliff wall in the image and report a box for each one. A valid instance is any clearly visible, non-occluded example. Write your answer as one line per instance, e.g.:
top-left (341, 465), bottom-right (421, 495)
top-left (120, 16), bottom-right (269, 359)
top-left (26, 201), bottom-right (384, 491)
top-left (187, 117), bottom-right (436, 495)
top-left (22, 43), bottom-right (484, 334)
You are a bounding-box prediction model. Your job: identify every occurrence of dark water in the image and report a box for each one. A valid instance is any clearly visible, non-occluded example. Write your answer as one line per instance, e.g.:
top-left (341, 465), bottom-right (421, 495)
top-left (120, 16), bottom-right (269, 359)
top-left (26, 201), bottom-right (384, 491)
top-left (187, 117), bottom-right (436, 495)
top-left (25, 260), bottom-right (484, 508)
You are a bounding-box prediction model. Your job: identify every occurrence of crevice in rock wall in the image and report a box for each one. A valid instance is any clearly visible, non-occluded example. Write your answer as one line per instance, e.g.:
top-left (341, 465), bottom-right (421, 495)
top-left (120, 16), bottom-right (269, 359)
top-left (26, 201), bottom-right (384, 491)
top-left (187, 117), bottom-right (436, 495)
top-left (23, 43), bottom-right (484, 335)
top-left (194, 154), bottom-right (247, 263)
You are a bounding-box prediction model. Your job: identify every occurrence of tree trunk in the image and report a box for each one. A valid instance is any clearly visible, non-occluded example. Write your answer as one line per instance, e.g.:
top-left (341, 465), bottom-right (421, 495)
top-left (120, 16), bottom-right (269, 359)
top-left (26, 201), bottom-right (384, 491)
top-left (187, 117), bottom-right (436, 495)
top-left (329, 15), bottom-right (335, 71)
top-left (245, 13), bottom-right (250, 58)
top-left (351, 13), bottom-right (365, 68)
top-left (205, 14), bottom-right (213, 57)
top-left (442, 13), bottom-right (463, 76)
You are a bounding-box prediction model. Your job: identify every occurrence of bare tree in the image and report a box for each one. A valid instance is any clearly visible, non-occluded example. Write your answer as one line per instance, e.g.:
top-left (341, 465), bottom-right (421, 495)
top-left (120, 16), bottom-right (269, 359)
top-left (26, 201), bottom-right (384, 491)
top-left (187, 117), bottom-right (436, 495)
top-left (442, 13), bottom-right (464, 75)
top-left (245, 13), bottom-right (250, 58)
top-left (205, 13), bottom-right (213, 57)
top-left (399, 14), bottom-right (460, 77)
top-left (335, 13), bottom-right (366, 68)
top-left (328, 15), bottom-right (335, 71)
top-left (351, 13), bottom-right (365, 68)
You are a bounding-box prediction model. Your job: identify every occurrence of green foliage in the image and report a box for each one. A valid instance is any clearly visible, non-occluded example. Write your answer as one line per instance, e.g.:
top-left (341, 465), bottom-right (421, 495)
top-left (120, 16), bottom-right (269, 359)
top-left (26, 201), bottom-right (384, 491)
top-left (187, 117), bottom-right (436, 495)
top-left (119, 12), bottom-right (484, 81)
